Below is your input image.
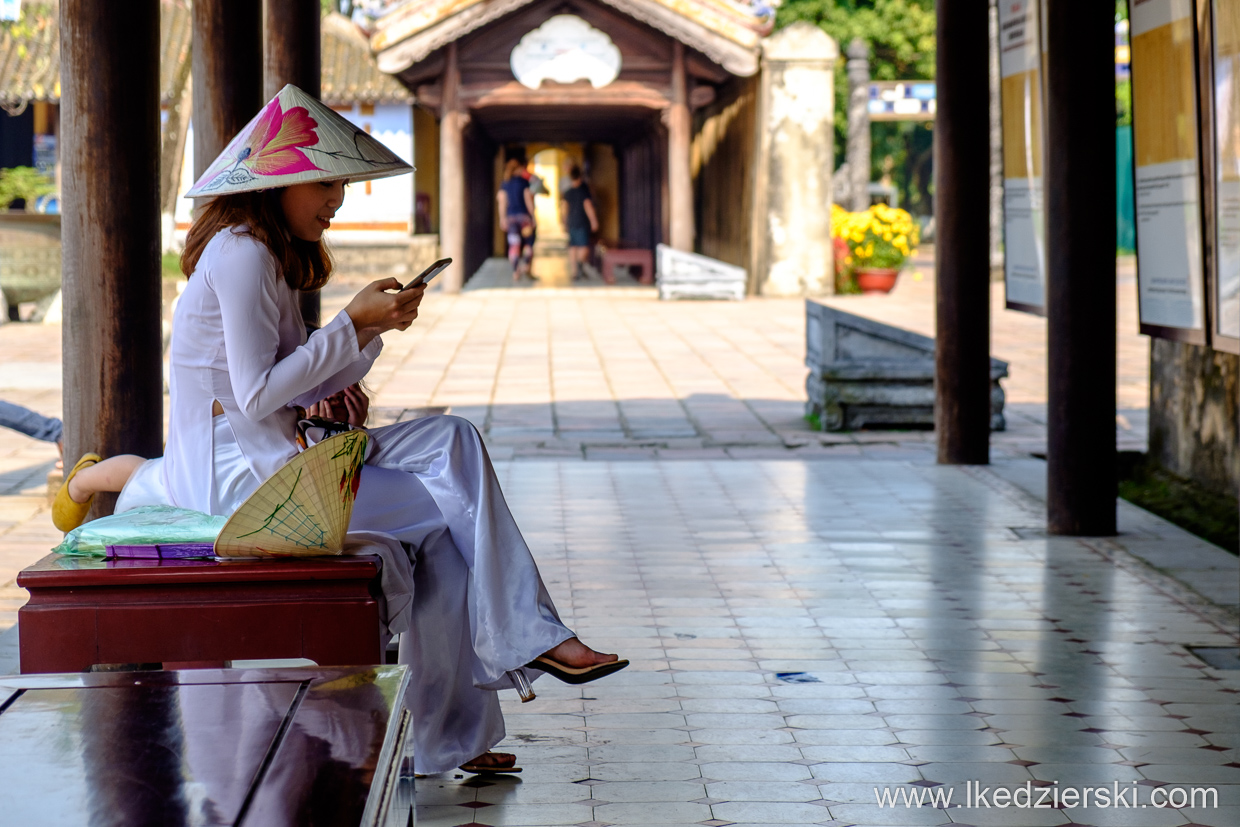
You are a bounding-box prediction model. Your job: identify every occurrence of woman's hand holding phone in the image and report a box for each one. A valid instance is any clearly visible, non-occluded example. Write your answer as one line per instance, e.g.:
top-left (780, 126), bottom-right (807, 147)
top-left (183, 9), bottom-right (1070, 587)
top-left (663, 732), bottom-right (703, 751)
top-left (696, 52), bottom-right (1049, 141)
top-left (345, 277), bottom-right (425, 349)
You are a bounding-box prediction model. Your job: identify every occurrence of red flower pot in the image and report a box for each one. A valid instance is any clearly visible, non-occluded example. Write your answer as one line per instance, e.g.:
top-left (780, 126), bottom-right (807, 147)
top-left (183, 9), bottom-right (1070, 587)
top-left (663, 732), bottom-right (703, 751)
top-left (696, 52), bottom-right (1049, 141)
top-left (855, 267), bottom-right (899, 294)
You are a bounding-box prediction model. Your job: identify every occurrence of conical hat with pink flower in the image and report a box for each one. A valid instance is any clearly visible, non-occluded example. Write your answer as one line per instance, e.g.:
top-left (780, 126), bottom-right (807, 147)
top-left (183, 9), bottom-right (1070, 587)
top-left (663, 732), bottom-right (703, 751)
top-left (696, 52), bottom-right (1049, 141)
top-left (185, 84), bottom-right (412, 198)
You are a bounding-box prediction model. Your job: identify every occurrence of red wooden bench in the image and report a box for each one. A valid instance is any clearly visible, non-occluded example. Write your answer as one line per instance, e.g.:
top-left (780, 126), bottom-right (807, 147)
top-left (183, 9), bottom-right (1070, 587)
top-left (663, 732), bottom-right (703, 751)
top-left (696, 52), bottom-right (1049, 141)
top-left (600, 246), bottom-right (654, 285)
top-left (17, 553), bottom-right (385, 673)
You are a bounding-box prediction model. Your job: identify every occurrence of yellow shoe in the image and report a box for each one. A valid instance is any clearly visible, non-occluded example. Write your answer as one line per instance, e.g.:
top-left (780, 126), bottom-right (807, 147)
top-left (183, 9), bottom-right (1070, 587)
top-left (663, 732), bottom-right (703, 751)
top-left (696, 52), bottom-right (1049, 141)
top-left (52, 453), bottom-right (101, 532)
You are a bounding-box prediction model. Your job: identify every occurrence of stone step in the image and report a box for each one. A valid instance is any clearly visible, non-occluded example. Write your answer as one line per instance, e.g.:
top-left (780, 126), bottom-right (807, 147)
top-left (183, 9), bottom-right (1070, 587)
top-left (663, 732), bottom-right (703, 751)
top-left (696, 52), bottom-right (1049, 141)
top-left (329, 235), bottom-right (440, 279)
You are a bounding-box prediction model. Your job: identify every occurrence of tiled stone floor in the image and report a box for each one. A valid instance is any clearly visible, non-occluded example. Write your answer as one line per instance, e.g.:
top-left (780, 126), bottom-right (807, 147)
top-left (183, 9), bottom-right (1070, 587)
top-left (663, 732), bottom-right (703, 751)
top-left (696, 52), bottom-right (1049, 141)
top-left (0, 263), bottom-right (1151, 627)
top-left (407, 460), bottom-right (1240, 827)
top-left (1, 254), bottom-right (1230, 827)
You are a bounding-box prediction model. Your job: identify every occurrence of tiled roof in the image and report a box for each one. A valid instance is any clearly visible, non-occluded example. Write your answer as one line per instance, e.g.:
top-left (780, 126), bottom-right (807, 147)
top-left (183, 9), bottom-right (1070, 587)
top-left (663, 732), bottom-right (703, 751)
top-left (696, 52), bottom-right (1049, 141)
top-left (0, 1), bottom-right (59, 106)
top-left (0, 3), bottom-right (411, 107)
top-left (371, 0), bottom-right (772, 78)
top-left (322, 11), bottom-right (413, 104)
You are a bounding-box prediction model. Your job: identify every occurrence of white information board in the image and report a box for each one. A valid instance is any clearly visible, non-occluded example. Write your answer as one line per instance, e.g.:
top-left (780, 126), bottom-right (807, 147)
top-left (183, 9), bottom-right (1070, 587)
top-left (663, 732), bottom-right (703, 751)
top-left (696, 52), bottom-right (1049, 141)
top-left (1130, 0), bottom-right (1207, 339)
top-left (998, 0), bottom-right (1047, 314)
top-left (1212, 0), bottom-right (1240, 348)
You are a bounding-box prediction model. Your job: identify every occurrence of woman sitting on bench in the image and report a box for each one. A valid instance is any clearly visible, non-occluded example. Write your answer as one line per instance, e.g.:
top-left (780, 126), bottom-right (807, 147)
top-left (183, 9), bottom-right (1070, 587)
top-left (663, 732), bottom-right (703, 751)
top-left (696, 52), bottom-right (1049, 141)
top-left (55, 85), bottom-right (627, 777)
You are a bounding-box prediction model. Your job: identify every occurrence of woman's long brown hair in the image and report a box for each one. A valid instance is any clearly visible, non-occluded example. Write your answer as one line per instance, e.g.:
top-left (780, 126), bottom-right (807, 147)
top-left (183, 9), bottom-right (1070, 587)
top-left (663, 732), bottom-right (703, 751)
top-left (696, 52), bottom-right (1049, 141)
top-left (180, 189), bottom-right (333, 291)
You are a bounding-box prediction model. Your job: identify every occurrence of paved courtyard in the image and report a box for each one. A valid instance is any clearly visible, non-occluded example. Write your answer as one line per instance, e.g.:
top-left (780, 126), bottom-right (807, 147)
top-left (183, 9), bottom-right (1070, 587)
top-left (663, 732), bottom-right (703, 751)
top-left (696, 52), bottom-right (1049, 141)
top-left (0, 258), bottom-right (1152, 627)
top-left (462, 459), bottom-right (1238, 827)
top-left (1, 255), bottom-right (1236, 826)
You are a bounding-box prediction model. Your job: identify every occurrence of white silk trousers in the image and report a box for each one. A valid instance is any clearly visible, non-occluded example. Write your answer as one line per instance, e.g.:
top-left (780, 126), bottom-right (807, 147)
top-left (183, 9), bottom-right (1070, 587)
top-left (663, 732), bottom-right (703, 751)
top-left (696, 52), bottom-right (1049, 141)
top-left (119, 414), bottom-right (575, 775)
top-left (353, 415), bottom-right (575, 774)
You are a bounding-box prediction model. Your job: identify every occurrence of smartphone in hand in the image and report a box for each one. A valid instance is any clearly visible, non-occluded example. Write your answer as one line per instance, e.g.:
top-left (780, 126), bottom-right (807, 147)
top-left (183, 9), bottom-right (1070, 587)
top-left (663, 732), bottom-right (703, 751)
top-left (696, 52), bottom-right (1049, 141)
top-left (402, 257), bottom-right (453, 291)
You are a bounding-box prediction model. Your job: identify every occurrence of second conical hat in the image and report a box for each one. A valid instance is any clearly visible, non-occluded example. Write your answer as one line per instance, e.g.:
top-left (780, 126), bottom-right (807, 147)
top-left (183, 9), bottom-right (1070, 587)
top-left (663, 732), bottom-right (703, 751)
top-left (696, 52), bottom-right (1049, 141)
top-left (213, 430), bottom-right (368, 558)
top-left (185, 84), bottom-right (413, 198)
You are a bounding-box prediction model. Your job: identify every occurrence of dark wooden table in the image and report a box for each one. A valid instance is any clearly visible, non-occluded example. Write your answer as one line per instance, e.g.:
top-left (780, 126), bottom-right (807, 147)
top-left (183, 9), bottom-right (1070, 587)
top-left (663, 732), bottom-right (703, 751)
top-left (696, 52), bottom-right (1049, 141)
top-left (17, 553), bottom-right (385, 673)
top-left (0, 665), bottom-right (412, 826)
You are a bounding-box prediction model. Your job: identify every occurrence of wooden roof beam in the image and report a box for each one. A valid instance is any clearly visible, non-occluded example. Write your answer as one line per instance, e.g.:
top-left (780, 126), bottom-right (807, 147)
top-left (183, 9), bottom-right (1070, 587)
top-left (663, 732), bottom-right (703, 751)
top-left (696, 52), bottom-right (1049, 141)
top-left (463, 79), bottom-right (670, 109)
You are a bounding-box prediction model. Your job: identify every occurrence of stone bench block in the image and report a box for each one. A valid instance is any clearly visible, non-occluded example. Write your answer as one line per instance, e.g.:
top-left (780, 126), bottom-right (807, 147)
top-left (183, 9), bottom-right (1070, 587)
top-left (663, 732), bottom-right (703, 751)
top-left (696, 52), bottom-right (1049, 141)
top-left (657, 244), bottom-right (747, 301)
top-left (806, 300), bottom-right (1008, 431)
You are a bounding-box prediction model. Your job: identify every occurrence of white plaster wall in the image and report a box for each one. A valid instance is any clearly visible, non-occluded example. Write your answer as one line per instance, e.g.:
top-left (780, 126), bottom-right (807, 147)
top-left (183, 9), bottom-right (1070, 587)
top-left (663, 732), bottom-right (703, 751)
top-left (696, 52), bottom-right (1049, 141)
top-left (174, 124), bottom-right (195, 229)
top-left (332, 103), bottom-right (414, 231)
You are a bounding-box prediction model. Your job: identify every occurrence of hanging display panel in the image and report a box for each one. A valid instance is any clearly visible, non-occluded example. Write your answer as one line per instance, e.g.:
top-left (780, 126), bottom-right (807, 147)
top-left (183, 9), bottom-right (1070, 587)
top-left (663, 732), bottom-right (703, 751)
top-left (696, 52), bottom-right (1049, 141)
top-left (1212, 0), bottom-right (1240, 350)
top-left (1130, 0), bottom-right (1208, 341)
top-left (998, 0), bottom-right (1047, 315)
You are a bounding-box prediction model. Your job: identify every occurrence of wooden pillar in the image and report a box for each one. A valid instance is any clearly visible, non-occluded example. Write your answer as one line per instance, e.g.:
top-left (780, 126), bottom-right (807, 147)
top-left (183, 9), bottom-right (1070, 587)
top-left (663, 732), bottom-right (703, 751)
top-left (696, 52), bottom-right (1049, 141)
top-left (1045, 0), bottom-right (1116, 535)
top-left (60, 0), bottom-right (163, 516)
top-left (264, 0), bottom-right (322, 327)
top-left (934, 0), bottom-right (991, 465)
top-left (439, 42), bottom-right (466, 293)
top-left (668, 41), bottom-right (694, 252)
top-left (264, 0), bottom-right (320, 99)
top-left (193, 0), bottom-right (262, 180)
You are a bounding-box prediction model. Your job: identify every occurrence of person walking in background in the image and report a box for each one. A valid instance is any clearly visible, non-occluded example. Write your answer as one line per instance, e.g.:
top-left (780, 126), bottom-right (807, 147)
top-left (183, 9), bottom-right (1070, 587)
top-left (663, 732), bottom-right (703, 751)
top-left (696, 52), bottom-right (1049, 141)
top-left (523, 161), bottom-right (547, 276)
top-left (497, 158), bottom-right (537, 283)
top-left (560, 166), bottom-right (598, 282)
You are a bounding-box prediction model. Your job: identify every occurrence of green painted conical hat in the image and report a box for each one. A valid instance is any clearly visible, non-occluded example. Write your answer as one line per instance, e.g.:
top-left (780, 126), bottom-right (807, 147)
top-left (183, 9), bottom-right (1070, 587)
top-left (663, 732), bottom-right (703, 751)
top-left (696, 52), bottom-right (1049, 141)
top-left (185, 84), bottom-right (412, 198)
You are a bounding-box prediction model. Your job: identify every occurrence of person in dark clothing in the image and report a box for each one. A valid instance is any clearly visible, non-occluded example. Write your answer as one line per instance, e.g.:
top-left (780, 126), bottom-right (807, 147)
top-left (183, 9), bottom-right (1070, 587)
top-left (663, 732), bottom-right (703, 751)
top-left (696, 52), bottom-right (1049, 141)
top-left (559, 166), bottom-right (598, 281)
top-left (497, 158), bottom-right (537, 282)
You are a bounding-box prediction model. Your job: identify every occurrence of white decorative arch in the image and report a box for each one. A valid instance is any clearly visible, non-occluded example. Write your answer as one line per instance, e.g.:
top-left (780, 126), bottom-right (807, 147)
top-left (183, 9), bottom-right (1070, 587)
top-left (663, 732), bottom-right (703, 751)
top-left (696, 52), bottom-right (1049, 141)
top-left (510, 15), bottom-right (623, 90)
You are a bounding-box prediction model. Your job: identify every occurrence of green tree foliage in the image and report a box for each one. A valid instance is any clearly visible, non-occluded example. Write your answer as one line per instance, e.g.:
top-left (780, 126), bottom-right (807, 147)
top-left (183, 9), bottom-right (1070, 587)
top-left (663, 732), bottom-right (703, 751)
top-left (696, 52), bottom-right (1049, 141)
top-left (776, 0), bottom-right (936, 214)
top-left (778, 0), bottom-right (935, 80)
top-left (0, 166), bottom-right (54, 211)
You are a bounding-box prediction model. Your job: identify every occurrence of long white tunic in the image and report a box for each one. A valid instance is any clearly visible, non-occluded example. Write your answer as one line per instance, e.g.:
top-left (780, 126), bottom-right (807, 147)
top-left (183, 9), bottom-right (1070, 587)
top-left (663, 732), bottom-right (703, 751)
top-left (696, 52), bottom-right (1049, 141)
top-left (162, 226), bottom-right (381, 513)
top-left (137, 226), bottom-right (573, 774)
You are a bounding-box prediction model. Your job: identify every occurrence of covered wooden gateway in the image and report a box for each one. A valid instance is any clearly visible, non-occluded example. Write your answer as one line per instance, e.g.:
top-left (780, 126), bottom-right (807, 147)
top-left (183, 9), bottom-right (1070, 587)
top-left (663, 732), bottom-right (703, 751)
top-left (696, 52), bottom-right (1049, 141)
top-left (369, 0), bottom-right (809, 292)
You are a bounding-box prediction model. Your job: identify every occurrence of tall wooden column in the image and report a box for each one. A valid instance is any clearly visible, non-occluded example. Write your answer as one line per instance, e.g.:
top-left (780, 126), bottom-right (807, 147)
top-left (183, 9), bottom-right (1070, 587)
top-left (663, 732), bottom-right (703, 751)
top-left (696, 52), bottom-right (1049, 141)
top-left (439, 42), bottom-right (466, 293)
top-left (60, 0), bottom-right (163, 516)
top-left (1045, 0), bottom-right (1116, 535)
top-left (934, 0), bottom-right (992, 465)
top-left (193, 0), bottom-right (262, 180)
top-left (668, 41), bottom-right (694, 252)
top-left (264, 0), bottom-right (322, 327)
top-left (264, 0), bottom-right (320, 99)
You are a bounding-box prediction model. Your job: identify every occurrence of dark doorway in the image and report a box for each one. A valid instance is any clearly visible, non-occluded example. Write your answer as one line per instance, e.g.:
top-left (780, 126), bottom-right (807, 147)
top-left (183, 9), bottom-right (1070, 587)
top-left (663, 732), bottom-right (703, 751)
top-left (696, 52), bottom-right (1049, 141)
top-left (617, 124), bottom-right (665, 253)
top-left (463, 122), bottom-right (498, 281)
top-left (0, 107), bottom-right (35, 170)
top-left (462, 106), bottom-right (665, 282)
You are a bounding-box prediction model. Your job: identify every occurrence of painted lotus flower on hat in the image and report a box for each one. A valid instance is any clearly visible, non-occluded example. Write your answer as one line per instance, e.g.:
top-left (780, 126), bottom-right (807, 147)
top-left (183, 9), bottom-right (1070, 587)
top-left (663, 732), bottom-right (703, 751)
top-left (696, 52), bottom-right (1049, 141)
top-left (185, 84), bottom-right (413, 198)
top-left (200, 98), bottom-right (322, 192)
top-left (238, 98), bottom-right (322, 174)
